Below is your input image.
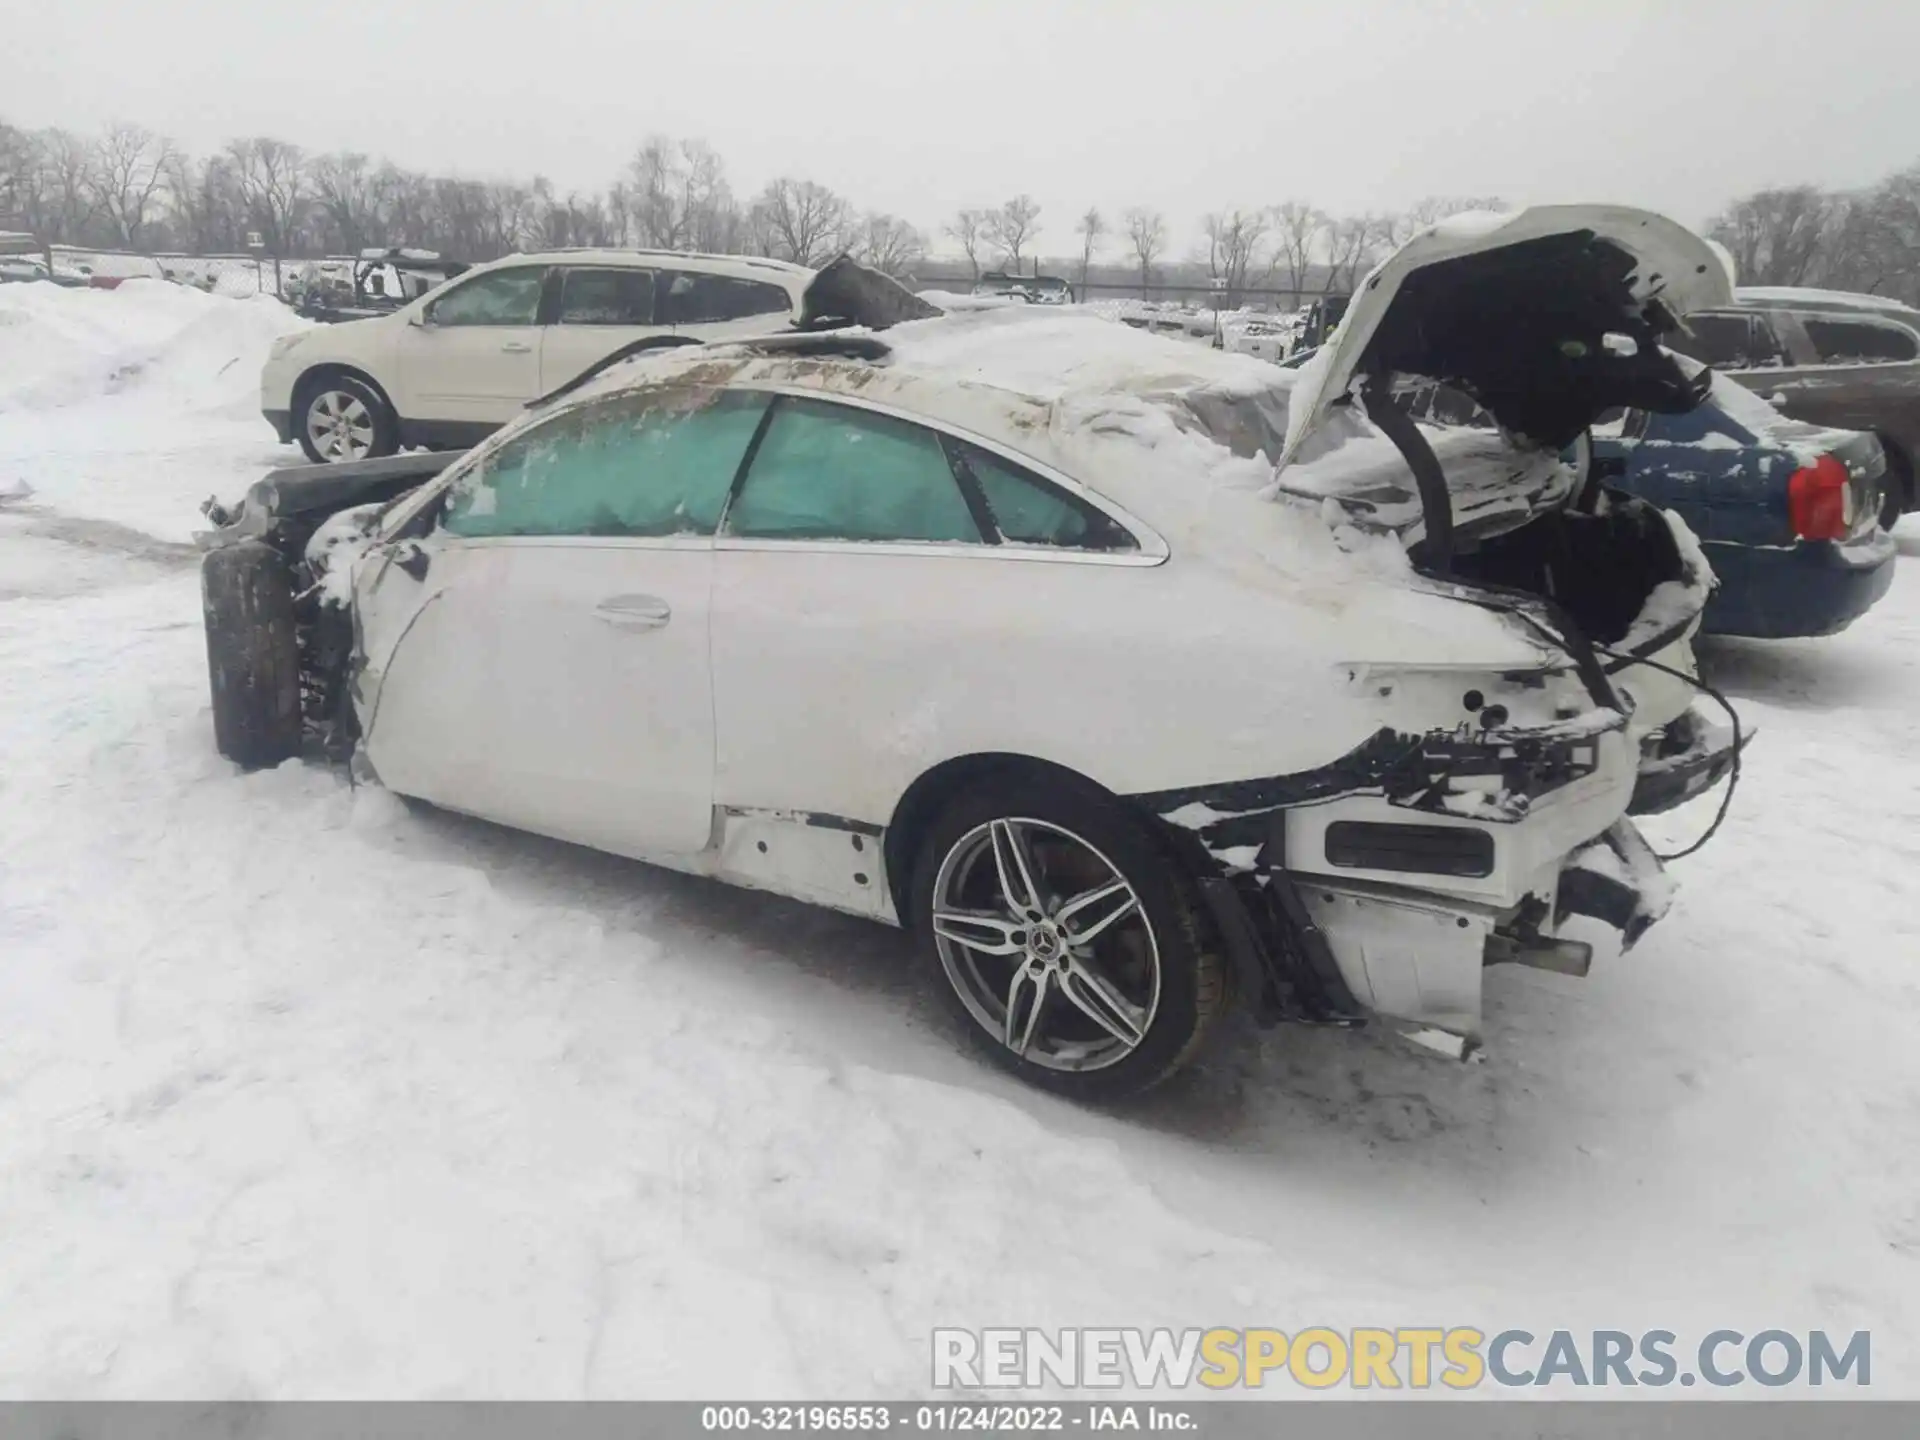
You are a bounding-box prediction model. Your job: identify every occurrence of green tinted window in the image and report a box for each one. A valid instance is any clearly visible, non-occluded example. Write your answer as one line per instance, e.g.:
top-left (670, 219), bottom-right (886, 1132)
top-left (960, 443), bottom-right (1137, 551)
top-left (726, 397), bottom-right (981, 543)
top-left (442, 388), bottom-right (769, 538)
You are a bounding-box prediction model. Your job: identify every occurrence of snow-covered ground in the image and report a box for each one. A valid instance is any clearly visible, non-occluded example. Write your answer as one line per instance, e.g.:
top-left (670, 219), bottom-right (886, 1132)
top-left (2, 283), bottom-right (1918, 1398)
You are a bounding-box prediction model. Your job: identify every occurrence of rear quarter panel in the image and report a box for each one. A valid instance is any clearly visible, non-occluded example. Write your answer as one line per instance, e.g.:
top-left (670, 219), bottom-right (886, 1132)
top-left (706, 545), bottom-right (1554, 830)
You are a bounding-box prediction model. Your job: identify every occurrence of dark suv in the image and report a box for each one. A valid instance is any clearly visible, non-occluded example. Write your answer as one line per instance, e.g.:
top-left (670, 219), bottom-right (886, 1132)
top-left (1667, 287), bottom-right (1920, 528)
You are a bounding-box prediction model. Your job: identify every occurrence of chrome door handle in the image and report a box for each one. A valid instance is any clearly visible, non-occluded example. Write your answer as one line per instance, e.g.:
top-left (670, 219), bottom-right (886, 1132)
top-left (593, 595), bottom-right (671, 630)
top-left (501, 340), bottom-right (532, 353)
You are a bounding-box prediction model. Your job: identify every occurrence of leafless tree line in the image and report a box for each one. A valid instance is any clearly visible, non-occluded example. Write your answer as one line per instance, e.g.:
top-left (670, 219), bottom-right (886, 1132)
top-left (0, 120), bottom-right (927, 280)
top-left (1706, 169), bottom-right (1920, 304)
top-left (944, 195), bottom-right (1504, 307)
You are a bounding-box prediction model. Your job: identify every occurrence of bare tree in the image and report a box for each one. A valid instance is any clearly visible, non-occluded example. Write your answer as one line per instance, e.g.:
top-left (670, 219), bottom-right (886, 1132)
top-left (0, 125), bottom-right (56, 258)
top-left (947, 208), bottom-right (990, 278)
top-left (750, 177), bottom-right (853, 266)
top-left (1123, 206), bottom-right (1166, 295)
top-left (37, 129), bottom-right (98, 243)
top-left (1272, 201), bottom-right (1325, 301)
top-left (90, 122), bottom-right (177, 250)
top-left (308, 152), bottom-right (386, 254)
top-left (1322, 214), bottom-right (1385, 293)
top-left (530, 177), bottom-right (615, 249)
top-left (984, 194), bottom-right (1041, 271)
top-left (624, 136), bottom-right (736, 252)
top-left (1074, 206), bottom-right (1105, 294)
top-left (854, 212), bottom-right (924, 278)
top-left (1707, 186), bottom-right (1838, 288)
top-left (228, 137), bottom-right (307, 285)
top-left (1199, 207), bottom-right (1271, 309)
top-left (162, 151), bottom-right (241, 253)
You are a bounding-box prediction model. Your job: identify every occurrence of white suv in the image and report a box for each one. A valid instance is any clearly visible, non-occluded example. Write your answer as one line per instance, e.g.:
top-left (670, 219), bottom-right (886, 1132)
top-left (260, 249), bottom-right (814, 464)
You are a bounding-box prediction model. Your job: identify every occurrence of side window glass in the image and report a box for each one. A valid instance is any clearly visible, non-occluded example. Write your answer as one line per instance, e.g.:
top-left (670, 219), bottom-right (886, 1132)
top-left (726, 398), bottom-right (981, 544)
top-left (1668, 313), bottom-right (1757, 369)
top-left (441, 388), bottom-right (770, 538)
top-left (425, 267), bottom-right (546, 327)
top-left (558, 268), bottom-right (655, 326)
top-left (956, 442), bottom-right (1138, 551)
top-left (1803, 317), bottom-right (1919, 365)
top-left (660, 272), bottom-right (795, 325)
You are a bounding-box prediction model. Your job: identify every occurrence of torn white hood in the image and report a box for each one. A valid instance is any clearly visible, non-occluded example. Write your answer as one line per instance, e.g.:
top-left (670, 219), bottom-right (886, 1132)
top-left (1279, 205), bottom-right (1735, 471)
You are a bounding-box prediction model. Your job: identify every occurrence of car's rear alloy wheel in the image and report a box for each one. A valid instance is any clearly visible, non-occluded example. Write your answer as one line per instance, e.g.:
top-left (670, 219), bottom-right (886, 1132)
top-left (913, 783), bottom-right (1223, 1100)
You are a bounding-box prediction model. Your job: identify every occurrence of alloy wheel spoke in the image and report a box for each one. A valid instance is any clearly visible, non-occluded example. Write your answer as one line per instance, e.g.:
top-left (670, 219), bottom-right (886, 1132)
top-left (1059, 956), bottom-right (1147, 1049)
top-left (932, 908), bottom-right (1025, 956)
top-left (989, 818), bottom-right (1045, 918)
top-left (1004, 965), bottom-right (1050, 1056)
top-left (1055, 878), bottom-right (1137, 947)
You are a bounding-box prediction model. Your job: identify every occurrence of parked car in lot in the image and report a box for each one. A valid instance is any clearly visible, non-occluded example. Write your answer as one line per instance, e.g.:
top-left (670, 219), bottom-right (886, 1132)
top-left (286, 247), bottom-right (468, 324)
top-left (259, 248), bottom-right (813, 464)
top-left (1590, 375), bottom-right (1895, 638)
top-left (1667, 286), bottom-right (1920, 529)
top-left (202, 211), bottom-right (1743, 1099)
top-left (1403, 370), bottom-right (1897, 640)
top-left (1223, 315), bottom-right (1297, 364)
top-left (971, 271), bottom-right (1074, 305)
top-left (0, 255), bottom-right (87, 287)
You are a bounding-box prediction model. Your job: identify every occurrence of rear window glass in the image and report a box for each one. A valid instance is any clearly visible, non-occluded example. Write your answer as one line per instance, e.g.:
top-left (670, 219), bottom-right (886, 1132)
top-left (956, 443), bottom-right (1138, 551)
top-left (1804, 317), bottom-right (1919, 365)
top-left (660, 272), bottom-right (793, 325)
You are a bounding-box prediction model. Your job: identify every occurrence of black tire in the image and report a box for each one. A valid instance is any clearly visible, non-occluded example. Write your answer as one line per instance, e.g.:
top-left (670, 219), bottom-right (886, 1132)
top-left (201, 540), bottom-right (302, 769)
top-left (1878, 439), bottom-right (1913, 532)
top-left (909, 777), bottom-right (1225, 1102)
top-left (294, 372), bottom-right (400, 465)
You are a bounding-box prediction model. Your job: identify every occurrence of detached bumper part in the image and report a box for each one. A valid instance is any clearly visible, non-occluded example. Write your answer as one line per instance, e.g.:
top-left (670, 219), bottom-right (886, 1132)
top-left (1630, 700), bottom-right (1745, 817)
top-left (1288, 818), bottom-right (1672, 1060)
top-left (1552, 819), bottom-right (1675, 954)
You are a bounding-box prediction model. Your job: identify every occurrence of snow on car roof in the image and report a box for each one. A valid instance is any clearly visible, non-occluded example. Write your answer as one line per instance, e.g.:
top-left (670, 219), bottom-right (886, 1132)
top-left (495, 305), bottom-right (1539, 652)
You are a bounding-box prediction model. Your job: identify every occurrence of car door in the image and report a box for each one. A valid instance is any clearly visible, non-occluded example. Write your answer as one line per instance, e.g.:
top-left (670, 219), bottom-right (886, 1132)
top-left (353, 383), bottom-right (772, 859)
top-left (657, 269), bottom-right (799, 343)
top-left (538, 265), bottom-right (664, 396)
top-left (709, 393), bottom-right (1152, 830)
top-left (392, 264), bottom-right (550, 431)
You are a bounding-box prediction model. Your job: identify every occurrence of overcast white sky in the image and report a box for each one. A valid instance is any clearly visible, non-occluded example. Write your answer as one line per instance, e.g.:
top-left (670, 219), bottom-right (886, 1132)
top-left (7, 0), bottom-right (1920, 254)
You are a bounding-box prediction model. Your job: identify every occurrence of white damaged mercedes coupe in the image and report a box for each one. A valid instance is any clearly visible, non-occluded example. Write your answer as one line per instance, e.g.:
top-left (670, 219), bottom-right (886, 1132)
top-left (200, 208), bottom-right (1744, 1099)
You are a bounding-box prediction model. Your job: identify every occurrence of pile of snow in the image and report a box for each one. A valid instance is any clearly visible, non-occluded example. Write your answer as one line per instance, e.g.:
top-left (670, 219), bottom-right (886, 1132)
top-left (0, 280), bottom-right (307, 540)
top-left (0, 279), bottom-right (304, 415)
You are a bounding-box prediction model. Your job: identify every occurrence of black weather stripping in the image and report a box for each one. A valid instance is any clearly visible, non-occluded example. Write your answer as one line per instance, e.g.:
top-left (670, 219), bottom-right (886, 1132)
top-left (1324, 821), bottom-right (1495, 878)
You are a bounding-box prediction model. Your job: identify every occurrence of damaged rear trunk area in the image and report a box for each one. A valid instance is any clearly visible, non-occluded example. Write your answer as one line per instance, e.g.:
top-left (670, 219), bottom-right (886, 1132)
top-left (1356, 230), bottom-right (1718, 661)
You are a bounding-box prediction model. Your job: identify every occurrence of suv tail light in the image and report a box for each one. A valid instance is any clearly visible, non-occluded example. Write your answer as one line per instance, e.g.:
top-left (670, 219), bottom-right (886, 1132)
top-left (1788, 454), bottom-right (1852, 541)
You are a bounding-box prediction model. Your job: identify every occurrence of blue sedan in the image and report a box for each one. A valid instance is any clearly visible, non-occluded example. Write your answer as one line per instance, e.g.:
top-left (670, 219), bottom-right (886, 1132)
top-left (1589, 375), bottom-right (1897, 639)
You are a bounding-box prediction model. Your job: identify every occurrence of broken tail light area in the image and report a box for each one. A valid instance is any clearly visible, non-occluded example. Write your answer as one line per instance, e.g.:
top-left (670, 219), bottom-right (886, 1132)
top-left (1143, 706), bottom-right (1626, 877)
top-left (1375, 713), bottom-right (1613, 823)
